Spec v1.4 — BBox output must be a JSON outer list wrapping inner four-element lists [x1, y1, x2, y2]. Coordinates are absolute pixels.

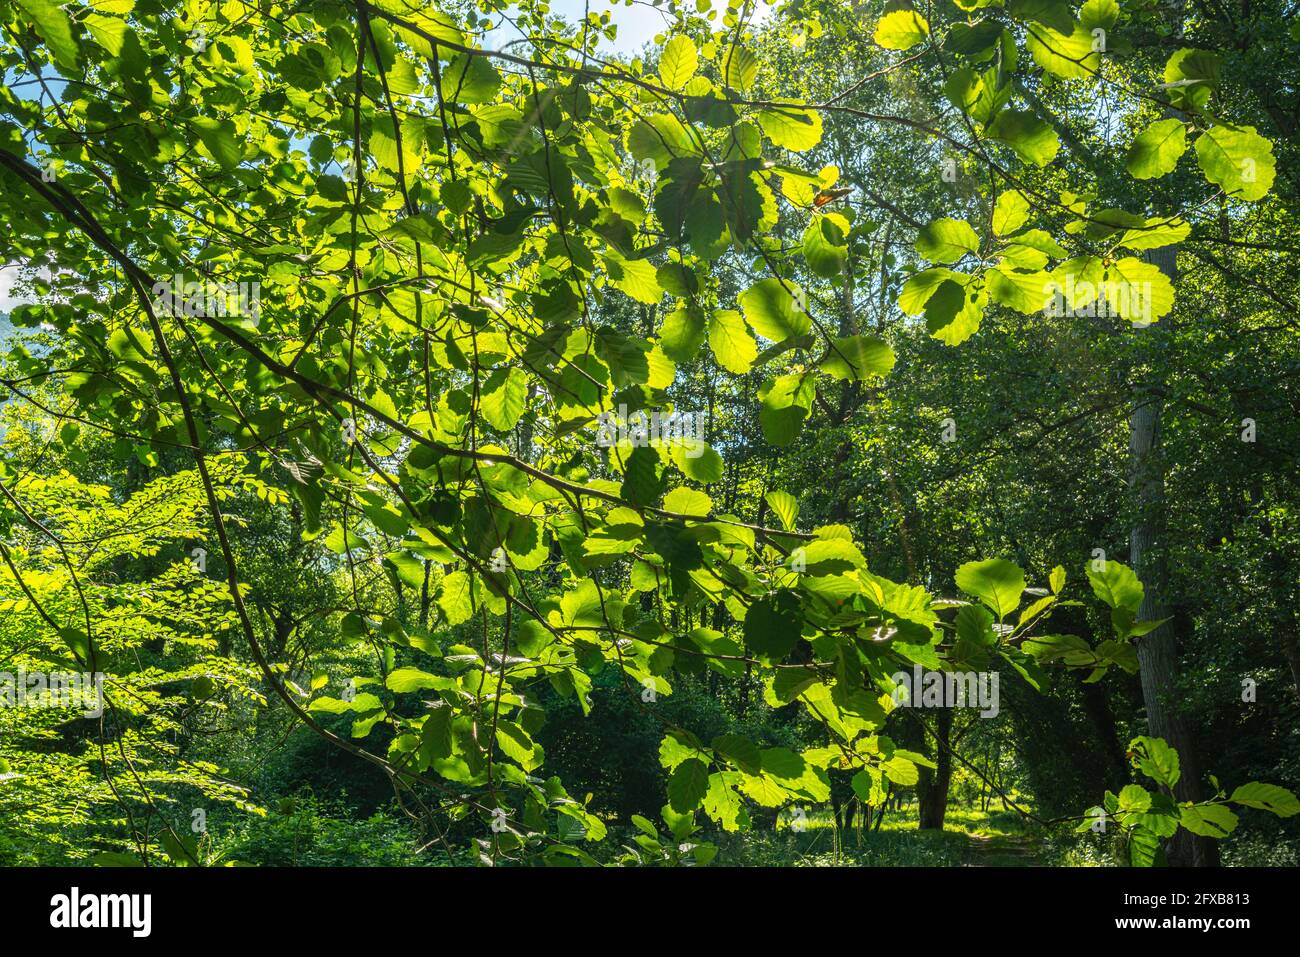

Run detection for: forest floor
[[960, 833, 1042, 866], [946, 804, 1045, 866], [716, 801, 1058, 866]]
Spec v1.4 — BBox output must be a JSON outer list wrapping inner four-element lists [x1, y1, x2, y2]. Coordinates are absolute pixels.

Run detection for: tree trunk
[[1128, 245, 1218, 867], [917, 709, 953, 830], [1285, 633, 1300, 700], [1076, 673, 1129, 789], [419, 560, 432, 631]]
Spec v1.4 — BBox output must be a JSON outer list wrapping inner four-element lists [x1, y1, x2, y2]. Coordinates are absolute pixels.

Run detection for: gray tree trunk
[[1128, 245, 1218, 866]]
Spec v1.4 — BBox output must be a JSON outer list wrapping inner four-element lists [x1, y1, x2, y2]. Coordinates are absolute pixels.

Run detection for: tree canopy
[[1, 0, 1297, 868]]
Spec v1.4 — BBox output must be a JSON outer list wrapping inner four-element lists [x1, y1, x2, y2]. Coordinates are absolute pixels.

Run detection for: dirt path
[[961, 833, 1043, 867]]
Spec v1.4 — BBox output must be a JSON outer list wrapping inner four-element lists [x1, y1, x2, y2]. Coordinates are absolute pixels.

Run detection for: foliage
[[0, 0, 1296, 866]]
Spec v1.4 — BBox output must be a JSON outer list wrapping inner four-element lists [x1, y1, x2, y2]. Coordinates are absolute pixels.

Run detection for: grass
[[715, 822, 969, 867], [711, 799, 1058, 867], [704, 791, 1171, 867]]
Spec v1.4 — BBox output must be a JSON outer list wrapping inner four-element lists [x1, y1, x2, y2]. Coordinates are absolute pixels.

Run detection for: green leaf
[[1049, 565, 1066, 594], [661, 801, 695, 840], [915, 218, 979, 264], [1079, 0, 1120, 29], [307, 695, 355, 715], [757, 105, 824, 152], [1179, 803, 1239, 837], [663, 486, 712, 517], [1082, 207, 1147, 240], [1126, 119, 1188, 180], [1007, 0, 1075, 32], [192, 117, 243, 171], [1027, 23, 1101, 80], [496, 722, 543, 771], [385, 550, 425, 588], [882, 755, 919, 786], [851, 768, 887, 805], [668, 757, 710, 812], [58, 627, 92, 667], [703, 772, 746, 831], [1128, 825, 1160, 867], [16, 0, 78, 72], [1131, 736, 1181, 789], [1006, 229, 1067, 259], [999, 243, 1049, 272], [324, 525, 369, 554], [802, 213, 849, 277], [899, 268, 959, 314], [659, 730, 703, 770], [481, 366, 528, 431], [629, 115, 693, 167], [712, 734, 762, 775], [659, 304, 707, 363], [670, 441, 724, 484], [159, 830, 199, 866], [955, 604, 996, 654], [89, 0, 137, 13], [992, 190, 1031, 236], [820, 335, 895, 381], [988, 110, 1060, 167], [1136, 792, 1182, 838], [659, 35, 698, 90], [1118, 217, 1190, 251], [620, 445, 665, 507], [924, 279, 986, 345], [765, 490, 799, 531], [1118, 783, 1152, 814], [420, 705, 454, 762], [922, 279, 966, 332], [944, 67, 988, 118], [739, 278, 810, 342], [1021, 633, 1092, 664], [438, 570, 477, 625], [760, 746, 806, 781], [605, 254, 664, 304], [708, 309, 758, 374], [1194, 125, 1276, 202], [873, 10, 930, 50], [84, 12, 127, 55], [386, 668, 443, 692], [955, 558, 1026, 618], [758, 373, 814, 446], [988, 267, 1053, 314], [1164, 48, 1222, 92], [371, 117, 421, 175], [1085, 559, 1143, 612], [107, 326, 153, 360], [721, 45, 758, 91], [743, 589, 802, 663], [1102, 257, 1175, 323], [440, 54, 501, 104], [1229, 782, 1300, 817], [944, 20, 1004, 60]]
